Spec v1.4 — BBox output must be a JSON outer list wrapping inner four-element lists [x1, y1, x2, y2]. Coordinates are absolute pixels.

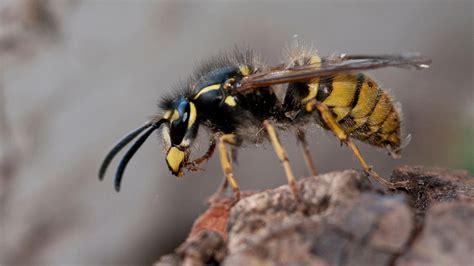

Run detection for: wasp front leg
[[217, 133, 242, 202], [185, 136, 216, 172], [263, 120, 300, 200], [306, 100, 409, 189]]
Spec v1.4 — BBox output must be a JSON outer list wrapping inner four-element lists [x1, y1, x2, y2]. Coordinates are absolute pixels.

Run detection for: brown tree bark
[[156, 166, 474, 266]]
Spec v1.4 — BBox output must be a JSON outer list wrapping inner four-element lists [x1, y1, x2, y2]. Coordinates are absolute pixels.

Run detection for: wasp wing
[[238, 54, 431, 92]]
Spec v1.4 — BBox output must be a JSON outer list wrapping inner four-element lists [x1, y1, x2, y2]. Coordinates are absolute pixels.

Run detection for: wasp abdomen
[[293, 73, 402, 154]]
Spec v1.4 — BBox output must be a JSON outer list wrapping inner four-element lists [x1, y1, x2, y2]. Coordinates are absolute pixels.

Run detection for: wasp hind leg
[[296, 129, 317, 176], [306, 100, 409, 189], [263, 120, 300, 200], [217, 133, 242, 202]]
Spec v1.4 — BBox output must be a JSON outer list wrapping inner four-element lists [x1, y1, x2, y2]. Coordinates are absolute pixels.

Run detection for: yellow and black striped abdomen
[[315, 73, 402, 154]]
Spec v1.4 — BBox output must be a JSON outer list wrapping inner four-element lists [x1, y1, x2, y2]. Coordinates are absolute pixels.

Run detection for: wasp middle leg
[[296, 129, 317, 176], [263, 120, 300, 200], [306, 100, 409, 189]]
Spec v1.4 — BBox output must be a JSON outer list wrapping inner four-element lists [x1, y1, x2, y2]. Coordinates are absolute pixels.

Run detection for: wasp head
[[162, 98, 199, 176]]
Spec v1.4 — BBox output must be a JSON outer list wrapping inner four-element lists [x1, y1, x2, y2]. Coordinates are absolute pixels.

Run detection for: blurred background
[[0, 0, 472, 264]]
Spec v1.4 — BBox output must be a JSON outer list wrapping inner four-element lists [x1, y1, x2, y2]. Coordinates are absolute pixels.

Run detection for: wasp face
[[163, 98, 199, 176]]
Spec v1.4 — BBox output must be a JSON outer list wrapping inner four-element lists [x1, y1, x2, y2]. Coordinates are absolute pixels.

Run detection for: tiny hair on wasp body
[[99, 46, 431, 201]]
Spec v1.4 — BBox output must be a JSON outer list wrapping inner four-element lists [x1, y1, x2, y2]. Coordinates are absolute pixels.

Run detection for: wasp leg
[[186, 136, 216, 171], [296, 129, 317, 176], [263, 120, 300, 200], [207, 176, 229, 204], [306, 100, 409, 189], [218, 134, 241, 202]]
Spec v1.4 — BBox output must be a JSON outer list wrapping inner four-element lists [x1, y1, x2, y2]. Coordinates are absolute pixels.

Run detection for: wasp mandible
[[99, 47, 431, 201]]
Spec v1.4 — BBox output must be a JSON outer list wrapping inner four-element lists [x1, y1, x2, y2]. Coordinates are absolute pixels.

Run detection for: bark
[[155, 166, 474, 266]]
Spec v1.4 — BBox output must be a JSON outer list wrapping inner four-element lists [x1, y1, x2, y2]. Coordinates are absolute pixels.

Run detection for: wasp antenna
[[98, 122, 153, 180], [114, 119, 167, 192]]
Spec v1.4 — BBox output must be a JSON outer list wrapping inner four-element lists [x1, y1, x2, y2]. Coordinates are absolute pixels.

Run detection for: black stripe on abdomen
[[350, 73, 365, 108]]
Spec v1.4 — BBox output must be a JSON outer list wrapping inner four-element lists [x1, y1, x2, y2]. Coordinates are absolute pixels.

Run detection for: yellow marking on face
[[169, 110, 179, 121], [302, 78, 320, 102], [188, 102, 197, 128], [162, 124, 171, 148], [163, 110, 173, 120], [239, 65, 251, 76], [224, 96, 237, 107], [193, 84, 220, 100], [166, 147, 185, 174]]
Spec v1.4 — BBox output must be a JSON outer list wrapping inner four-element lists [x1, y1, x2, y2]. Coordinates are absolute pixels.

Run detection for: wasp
[[98, 47, 430, 201]]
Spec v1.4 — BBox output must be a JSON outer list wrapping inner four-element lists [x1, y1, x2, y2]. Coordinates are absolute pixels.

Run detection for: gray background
[[1, 0, 472, 264]]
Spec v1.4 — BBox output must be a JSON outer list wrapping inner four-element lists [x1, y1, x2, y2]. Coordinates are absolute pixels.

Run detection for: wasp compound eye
[[170, 99, 190, 145]]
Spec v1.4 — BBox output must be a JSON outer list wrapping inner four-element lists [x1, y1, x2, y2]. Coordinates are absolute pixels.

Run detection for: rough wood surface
[[155, 165, 474, 266]]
